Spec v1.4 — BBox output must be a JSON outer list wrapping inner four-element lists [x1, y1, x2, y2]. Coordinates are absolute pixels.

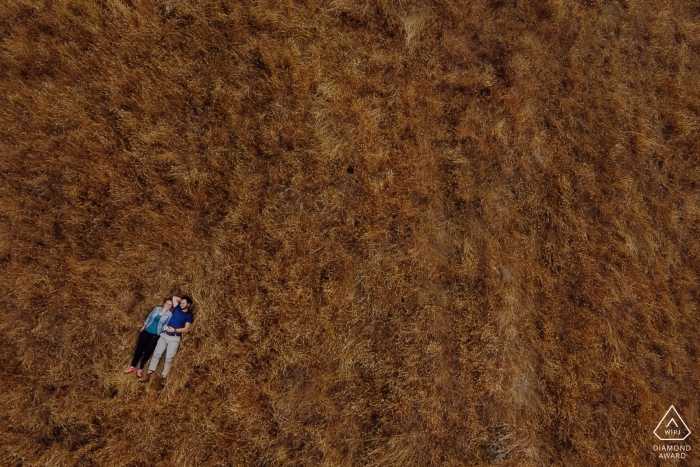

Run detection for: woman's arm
[[143, 307, 159, 330], [158, 314, 171, 333]]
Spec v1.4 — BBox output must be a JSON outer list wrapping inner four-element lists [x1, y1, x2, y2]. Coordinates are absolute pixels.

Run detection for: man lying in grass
[[143, 295, 194, 385], [124, 298, 174, 378]]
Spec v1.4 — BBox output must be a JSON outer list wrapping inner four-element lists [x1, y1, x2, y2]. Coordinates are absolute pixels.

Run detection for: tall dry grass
[[1, 0, 699, 465]]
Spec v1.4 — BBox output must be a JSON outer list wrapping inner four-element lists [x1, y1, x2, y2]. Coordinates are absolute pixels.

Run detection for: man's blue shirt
[[166, 305, 193, 336]]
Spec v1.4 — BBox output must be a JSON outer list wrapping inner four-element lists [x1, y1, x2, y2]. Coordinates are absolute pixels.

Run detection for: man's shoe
[[124, 366, 136, 374]]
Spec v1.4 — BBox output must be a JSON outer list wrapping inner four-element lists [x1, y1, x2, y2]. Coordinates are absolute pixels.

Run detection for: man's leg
[[161, 336, 181, 377], [148, 335, 168, 373]]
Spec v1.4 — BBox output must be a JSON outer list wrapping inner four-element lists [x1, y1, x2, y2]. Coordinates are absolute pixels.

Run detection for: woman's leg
[[139, 333, 161, 370], [130, 331, 151, 368]]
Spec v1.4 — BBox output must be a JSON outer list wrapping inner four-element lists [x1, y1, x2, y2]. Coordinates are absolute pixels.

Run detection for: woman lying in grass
[[124, 298, 174, 378]]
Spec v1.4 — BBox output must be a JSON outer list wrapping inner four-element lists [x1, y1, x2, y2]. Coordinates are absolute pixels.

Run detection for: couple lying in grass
[[124, 295, 194, 385]]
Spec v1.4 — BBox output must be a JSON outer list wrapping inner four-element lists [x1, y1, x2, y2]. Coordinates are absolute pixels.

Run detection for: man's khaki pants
[[148, 333, 181, 377]]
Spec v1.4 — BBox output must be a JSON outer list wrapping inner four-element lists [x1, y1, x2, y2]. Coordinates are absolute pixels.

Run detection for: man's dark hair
[[181, 296, 194, 307]]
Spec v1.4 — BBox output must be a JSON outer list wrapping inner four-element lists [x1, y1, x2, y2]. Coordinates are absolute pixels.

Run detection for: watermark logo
[[654, 406, 691, 441]]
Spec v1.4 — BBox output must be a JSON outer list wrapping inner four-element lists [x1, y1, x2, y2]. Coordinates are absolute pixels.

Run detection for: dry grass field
[[1, 0, 700, 465]]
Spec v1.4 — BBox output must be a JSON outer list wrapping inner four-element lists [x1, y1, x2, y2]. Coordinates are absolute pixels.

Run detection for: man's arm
[[172, 296, 181, 308], [171, 322, 191, 334]]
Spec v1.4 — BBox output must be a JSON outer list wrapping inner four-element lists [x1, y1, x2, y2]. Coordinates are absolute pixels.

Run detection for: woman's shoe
[[136, 369, 143, 378], [124, 366, 136, 374]]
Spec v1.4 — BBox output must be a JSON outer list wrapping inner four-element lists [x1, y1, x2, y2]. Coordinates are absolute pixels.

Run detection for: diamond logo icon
[[654, 406, 691, 441]]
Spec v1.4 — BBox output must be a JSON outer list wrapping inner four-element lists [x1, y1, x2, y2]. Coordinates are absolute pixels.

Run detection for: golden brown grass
[[1, 0, 700, 465]]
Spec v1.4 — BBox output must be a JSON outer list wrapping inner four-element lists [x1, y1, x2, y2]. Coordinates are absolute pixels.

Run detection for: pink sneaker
[[124, 366, 136, 374], [136, 369, 143, 378]]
